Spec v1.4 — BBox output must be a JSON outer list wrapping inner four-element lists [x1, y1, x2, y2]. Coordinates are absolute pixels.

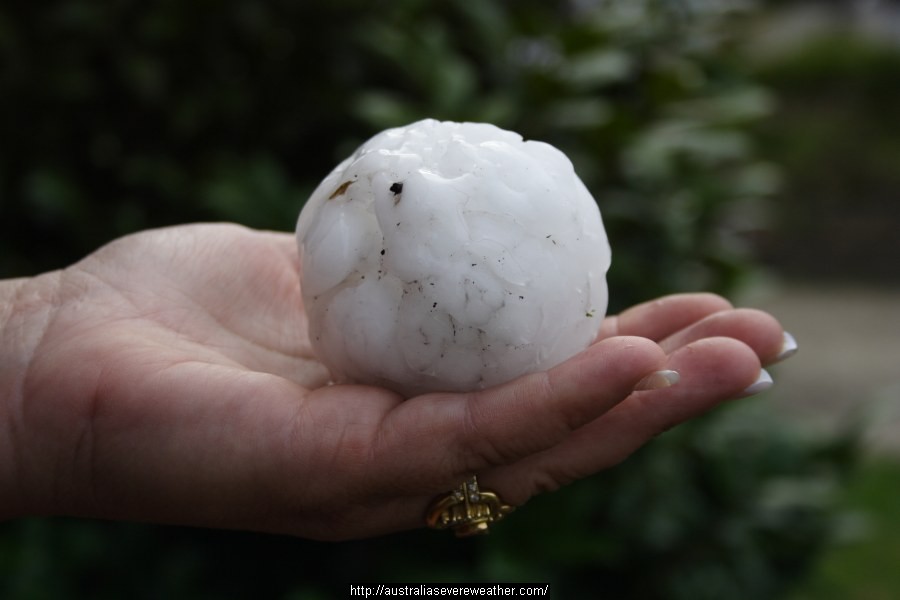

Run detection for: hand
[[1, 223, 792, 540]]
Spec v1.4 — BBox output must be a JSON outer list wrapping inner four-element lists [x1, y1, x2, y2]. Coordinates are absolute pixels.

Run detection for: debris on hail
[[296, 119, 610, 398]]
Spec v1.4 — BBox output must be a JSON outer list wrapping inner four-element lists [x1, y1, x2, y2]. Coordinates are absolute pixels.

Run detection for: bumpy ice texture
[[296, 119, 610, 397]]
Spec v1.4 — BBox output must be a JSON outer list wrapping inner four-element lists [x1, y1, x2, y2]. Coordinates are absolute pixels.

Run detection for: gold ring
[[425, 476, 515, 537]]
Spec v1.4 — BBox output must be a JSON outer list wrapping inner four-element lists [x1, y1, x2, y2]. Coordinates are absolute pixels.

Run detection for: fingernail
[[773, 331, 798, 364], [736, 369, 773, 398], [634, 370, 680, 391]]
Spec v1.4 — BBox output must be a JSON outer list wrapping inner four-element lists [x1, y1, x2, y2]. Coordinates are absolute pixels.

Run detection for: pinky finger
[[482, 336, 762, 503]]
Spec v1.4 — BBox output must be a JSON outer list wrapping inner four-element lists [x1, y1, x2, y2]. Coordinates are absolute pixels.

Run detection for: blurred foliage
[[0, 0, 777, 310], [791, 458, 900, 600], [752, 29, 900, 282], [0, 406, 858, 600], [1, 0, 858, 598]]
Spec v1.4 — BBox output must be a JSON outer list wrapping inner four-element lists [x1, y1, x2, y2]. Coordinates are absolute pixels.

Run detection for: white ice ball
[[296, 119, 611, 397]]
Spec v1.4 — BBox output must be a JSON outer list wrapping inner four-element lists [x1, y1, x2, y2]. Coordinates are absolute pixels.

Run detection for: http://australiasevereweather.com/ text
[[349, 583, 551, 598]]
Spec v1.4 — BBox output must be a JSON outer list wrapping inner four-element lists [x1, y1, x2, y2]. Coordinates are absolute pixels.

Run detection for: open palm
[[9, 223, 787, 540]]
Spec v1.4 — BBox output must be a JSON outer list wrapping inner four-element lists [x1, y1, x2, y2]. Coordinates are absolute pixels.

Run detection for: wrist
[[0, 273, 60, 519]]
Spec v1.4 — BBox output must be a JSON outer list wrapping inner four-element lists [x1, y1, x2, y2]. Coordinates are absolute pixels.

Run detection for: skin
[[0, 223, 788, 541]]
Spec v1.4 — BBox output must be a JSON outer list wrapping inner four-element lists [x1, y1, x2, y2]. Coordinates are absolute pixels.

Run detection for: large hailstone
[[296, 119, 610, 398]]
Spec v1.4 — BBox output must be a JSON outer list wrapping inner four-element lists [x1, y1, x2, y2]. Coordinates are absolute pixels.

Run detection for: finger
[[484, 336, 761, 505], [598, 293, 733, 342], [310, 336, 667, 537], [658, 307, 786, 363], [381, 336, 668, 491]]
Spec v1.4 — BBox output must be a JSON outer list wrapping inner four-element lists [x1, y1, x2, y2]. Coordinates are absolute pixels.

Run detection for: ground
[[742, 280, 900, 455]]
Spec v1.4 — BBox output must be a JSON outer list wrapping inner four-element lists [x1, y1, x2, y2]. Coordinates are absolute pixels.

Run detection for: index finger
[[598, 293, 733, 342]]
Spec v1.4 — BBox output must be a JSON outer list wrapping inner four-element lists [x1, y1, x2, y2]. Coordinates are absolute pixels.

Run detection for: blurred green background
[[2, 0, 898, 598]]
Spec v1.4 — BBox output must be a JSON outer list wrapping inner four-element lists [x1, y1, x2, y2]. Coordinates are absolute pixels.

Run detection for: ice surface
[[296, 119, 610, 397]]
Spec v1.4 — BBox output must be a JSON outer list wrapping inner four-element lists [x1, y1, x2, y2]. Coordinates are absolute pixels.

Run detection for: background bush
[[1, 0, 776, 308], [753, 30, 900, 282], [1, 1, 856, 598]]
